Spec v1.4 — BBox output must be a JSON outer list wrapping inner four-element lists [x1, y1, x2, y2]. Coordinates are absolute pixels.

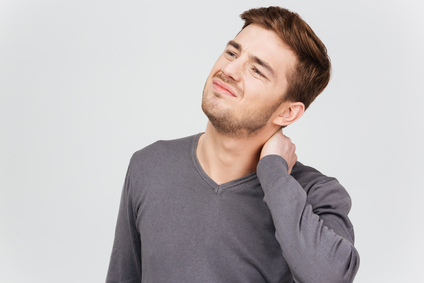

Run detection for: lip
[[212, 78, 237, 97]]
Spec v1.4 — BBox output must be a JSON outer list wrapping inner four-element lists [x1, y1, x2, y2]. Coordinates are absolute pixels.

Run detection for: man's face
[[202, 24, 297, 139]]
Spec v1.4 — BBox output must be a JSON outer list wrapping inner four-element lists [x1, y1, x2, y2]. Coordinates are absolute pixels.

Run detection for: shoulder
[[128, 133, 200, 170], [292, 161, 355, 242], [291, 162, 338, 191], [292, 161, 352, 213]]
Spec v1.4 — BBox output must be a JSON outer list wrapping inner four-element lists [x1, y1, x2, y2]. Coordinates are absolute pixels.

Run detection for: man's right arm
[[106, 164, 142, 283]]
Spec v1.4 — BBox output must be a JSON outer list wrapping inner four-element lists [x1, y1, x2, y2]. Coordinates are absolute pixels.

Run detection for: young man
[[106, 7, 360, 283]]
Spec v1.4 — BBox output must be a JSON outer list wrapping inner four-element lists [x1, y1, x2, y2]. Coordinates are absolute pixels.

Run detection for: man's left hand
[[260, 130, 297, 174]]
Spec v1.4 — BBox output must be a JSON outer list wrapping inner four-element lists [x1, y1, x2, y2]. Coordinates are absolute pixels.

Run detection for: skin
[[198, 24, 305, 185]]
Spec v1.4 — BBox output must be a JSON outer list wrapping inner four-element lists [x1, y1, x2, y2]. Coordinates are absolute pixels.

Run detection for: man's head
[[202, 7, 330, 139]]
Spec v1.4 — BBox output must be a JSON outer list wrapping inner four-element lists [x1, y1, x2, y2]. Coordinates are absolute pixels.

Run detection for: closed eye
[[225, 50, 237, 58], [252, 67, 266, 78]]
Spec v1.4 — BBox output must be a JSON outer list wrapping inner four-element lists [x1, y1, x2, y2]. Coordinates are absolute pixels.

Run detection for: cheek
[[242, 80, 281, 107], [242, 78, 267, 100]]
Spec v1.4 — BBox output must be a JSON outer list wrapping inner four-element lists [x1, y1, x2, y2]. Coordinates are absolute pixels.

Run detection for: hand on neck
[[196, 122, 277, 185]]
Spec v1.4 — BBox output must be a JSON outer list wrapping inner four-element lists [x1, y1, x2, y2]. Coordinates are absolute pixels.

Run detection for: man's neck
[[196, 122, 272, 185]]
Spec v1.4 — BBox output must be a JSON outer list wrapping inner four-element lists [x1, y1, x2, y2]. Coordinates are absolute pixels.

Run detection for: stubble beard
[[201, 76, 279, 139]]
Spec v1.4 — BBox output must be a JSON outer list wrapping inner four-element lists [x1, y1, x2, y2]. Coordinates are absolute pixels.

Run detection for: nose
[[221, 57, 243, 82]]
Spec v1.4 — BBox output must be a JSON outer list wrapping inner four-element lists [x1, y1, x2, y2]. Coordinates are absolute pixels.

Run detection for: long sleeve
[[257, 155, 360, 283], [106, 165, 142, 283]]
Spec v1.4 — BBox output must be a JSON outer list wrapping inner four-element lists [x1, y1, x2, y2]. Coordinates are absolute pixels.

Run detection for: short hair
[[240, 7, 331, 110]]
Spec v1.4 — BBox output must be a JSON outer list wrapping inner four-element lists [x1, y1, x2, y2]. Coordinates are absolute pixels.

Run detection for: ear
[[272, 102, 305, 127]]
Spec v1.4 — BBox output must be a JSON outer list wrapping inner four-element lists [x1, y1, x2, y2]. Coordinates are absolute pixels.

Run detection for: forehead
[[232, 24, 297, 79]]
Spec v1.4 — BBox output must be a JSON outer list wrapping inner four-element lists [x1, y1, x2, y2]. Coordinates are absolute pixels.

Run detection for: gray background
[[1, 0, 423, 282]]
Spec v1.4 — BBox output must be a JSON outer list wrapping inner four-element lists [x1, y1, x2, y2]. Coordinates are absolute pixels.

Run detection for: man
[[106, 6, 359, 283]]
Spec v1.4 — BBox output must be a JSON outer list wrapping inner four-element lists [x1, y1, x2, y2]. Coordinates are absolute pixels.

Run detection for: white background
[[1, 0, 423, 282]]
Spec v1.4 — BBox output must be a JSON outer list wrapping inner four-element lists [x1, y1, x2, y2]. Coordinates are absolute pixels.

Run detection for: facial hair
[[201, 72, 280, 139]]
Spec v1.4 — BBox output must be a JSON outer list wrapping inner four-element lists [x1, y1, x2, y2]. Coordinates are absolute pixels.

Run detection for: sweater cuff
[[257, 155, 290, 189]]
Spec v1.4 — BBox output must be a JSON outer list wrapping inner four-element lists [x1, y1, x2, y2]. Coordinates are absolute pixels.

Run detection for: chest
[[132, 166, 291, 282]]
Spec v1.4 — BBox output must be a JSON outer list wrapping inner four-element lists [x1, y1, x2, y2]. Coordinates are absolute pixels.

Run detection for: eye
[[252, 67, 266, 78], [225, 50, 237, 58]]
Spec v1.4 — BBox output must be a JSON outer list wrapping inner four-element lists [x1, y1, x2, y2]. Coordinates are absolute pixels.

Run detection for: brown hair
[[240, 7, 331, 110]]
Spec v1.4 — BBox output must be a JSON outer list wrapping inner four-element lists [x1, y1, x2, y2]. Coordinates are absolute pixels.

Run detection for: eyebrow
[[227, 40, 275, 78], [227, 40, 241, 51]]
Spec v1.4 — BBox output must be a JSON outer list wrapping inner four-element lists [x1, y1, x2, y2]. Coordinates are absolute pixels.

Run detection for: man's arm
[[258, 131, 359, 282], [106, 164, 142, 283]]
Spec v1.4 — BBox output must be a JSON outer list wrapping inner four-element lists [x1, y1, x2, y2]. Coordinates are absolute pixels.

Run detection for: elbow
[[302, 245, 360, 283], [329, 246, 360, 283], [344, 247, 360, 283]]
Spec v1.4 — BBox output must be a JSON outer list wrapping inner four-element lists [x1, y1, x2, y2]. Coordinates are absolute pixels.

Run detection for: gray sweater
[[106, 134, 359, 283]]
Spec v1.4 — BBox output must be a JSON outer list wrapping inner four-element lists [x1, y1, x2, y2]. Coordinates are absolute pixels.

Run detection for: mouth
[[212, 78, 237, 97]]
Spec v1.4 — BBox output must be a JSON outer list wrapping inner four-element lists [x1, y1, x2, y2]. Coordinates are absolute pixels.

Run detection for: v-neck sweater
[[106, 134, 359, 283]]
